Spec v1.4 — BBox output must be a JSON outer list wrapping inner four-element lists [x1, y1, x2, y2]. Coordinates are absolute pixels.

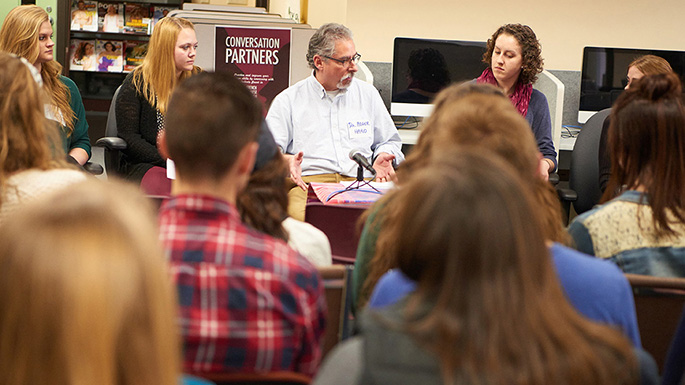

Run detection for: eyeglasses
[[322, 52, 361, 67]]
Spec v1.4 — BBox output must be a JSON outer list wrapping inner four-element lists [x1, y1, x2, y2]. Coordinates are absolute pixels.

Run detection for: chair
[[318, 264, 353, 358], [566, 108, 612, 215], [662, 305, 685, 385], [95, 85, 127, 177], [625, 273, 685, 372], [83, 161, 104, 175], [188, 371, 311, 385]]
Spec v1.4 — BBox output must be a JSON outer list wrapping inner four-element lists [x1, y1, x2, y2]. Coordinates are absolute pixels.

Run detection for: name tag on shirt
[[348, 121, 372, 139]]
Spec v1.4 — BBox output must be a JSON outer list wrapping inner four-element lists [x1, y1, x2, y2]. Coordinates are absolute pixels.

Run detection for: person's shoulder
[[116, 71, 136, 90], [243, 222, 319, 273], [349, 77, 379, 96], [311, 336, 363, 385], [285, 76, 312, 93], [531, 87, 546, 99], [270, 76, 311, 106], [283, 217, 332, 266], [377, 269, 414, 288], [59, 75, 76, 87], [574, 192, 638, 227], [551, 243, 626, 282], [59, 75, 80, 93], [10, 168, 86, 185], [568, 199, 607, 227], [529, 88, 549, 107]]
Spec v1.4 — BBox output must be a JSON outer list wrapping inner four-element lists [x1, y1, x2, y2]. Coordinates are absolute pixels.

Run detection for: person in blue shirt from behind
[[369, 243, 641, 346]]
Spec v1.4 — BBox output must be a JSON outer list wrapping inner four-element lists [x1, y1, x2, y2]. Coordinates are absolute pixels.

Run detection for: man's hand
[[285, 152, 307, 190], [373, 152, 396, 183]]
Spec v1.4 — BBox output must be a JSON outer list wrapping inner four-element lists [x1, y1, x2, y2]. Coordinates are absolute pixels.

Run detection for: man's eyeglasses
[[323, 53, 361, 67]]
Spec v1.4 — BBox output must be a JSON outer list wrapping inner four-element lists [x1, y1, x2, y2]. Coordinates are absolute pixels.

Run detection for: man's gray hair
[[306, 23, 353, 70]]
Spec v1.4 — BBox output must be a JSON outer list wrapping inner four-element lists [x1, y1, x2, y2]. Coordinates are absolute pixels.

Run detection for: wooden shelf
[[71, 31, 150, 40]]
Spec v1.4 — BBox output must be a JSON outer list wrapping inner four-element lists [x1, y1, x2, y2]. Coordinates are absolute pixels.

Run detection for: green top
[[352, 201, 385, 313], [59, 75, 92, 158]]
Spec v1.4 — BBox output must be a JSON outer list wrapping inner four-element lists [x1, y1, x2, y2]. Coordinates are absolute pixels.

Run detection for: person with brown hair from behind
[[157, 71, 326, 377], [314, 150, 657, 385]]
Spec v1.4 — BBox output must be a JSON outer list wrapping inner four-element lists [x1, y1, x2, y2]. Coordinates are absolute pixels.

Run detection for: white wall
[[307, 0, 685, 71]]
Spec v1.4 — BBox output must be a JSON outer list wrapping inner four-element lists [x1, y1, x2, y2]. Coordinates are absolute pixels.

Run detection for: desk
[[560, 136, 576, 151], [397, 128, 420, 145], [304, 201, 368, 262]]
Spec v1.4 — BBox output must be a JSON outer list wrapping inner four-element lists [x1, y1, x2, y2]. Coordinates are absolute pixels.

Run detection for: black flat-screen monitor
[[579, 46, 685, 123], [391, 37, 487, 117]]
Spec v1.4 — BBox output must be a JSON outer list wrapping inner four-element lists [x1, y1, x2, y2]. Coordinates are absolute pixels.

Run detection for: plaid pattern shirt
[[159, 194, 326, 376]]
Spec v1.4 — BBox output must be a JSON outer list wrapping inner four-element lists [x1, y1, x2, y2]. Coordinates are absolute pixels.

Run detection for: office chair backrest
[[625, 273, 685, 373], [99, 85, 125, 177], [569, 108, 611, 214], [106, 85, 121, 137]]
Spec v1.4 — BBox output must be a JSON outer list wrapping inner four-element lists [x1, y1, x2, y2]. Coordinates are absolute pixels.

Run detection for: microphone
[[349, 150, 376, 175]]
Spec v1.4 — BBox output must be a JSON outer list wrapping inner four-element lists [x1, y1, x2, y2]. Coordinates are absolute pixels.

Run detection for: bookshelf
[[63, 0, 183, 142]]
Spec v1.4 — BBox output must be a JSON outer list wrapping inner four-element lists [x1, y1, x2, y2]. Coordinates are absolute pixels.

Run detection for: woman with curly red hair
[[477, 23, 557, 179]]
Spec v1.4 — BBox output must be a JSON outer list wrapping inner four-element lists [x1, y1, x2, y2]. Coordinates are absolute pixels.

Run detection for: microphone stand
[[325, 165, 381, 202]]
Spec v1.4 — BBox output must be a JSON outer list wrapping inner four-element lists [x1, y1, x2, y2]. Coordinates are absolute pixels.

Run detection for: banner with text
[[215, 26, 291, 109]]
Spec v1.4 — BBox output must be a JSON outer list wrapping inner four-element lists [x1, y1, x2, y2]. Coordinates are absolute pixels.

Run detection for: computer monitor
[[579, 46, 685, 123], [391, 37, 487, 117]]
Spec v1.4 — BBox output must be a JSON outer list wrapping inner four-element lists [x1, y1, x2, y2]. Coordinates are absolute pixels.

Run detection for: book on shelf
[[124, 40, 148, 72], [123, 3, 152, 34], [95, 39, 124, 73], [69, 38, 97, 71], [150, 5, 179, 33], [98, 2, 124, 33], [70, 0, 98, 32]]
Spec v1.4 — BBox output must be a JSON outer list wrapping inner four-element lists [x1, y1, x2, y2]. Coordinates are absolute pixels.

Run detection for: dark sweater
[[526, 89, 557, 171], [314, 302, 659, 385], [116, 72, 165, 183]]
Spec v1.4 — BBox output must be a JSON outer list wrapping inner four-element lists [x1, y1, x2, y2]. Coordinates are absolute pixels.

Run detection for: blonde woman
[[0, 52, 86, 221], [116, 16, 201, 183], [0, 179, 212, 385], [0, 5, 92, 165]]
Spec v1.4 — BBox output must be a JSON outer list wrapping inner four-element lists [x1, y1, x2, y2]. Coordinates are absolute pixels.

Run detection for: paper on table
[[340, 180, 395, 190]]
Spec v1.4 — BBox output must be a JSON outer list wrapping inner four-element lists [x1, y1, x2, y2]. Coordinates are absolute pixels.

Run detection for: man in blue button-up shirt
[[266, 23, 404, 220]]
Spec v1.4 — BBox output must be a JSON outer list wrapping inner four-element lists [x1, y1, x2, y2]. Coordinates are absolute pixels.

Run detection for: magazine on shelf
[[123, 3, 152, 34], [98, 2, 124, 33], [69, 38, 97, 71], [70, 0, 98, 31], [95, 39, 124, 73], [150, 5, 178, 33], [124, 40, 148, 72]]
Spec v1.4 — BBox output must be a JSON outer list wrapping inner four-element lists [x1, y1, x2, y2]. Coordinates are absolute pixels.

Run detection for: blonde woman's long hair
[[0, 5, 76, 134], [0, 179, 180, 385], [132, 16, 200, 114], [0, 52, 68, 207]]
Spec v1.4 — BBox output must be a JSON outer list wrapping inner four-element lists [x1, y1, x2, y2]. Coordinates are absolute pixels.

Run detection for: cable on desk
[[561, 125, 582, 139], [394, 116, 419, 129]]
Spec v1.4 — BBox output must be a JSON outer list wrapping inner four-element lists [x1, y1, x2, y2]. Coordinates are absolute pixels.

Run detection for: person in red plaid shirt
[[157, 71, 326, 377]]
